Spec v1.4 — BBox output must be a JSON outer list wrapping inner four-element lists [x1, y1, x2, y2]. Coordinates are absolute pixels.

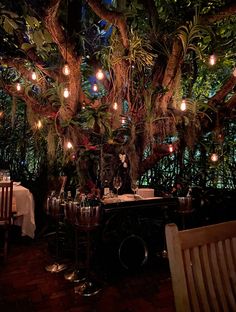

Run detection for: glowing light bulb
[[36, 120, 42, 129], [180, 99, 186, 111], [209, 54, 216, 66], [210, 153, 218, 162], [96, 69, 104, 80], [62, 63, 70, 76], [16, 83, 21, 91], [233, 68, 236, 77], [63, 87, 70, 98], [0, 111, 3, 118], [169, 144, 173, 153], [121, 117, 126, 124], [67, 141, 73, 149], [92, 84, 98, 92], [113, 102, 118, 110], [31, 71, 37, 80]]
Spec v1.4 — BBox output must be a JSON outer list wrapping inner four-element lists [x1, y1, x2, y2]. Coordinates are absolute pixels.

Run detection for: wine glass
[[131, 180, 139, 199], [113, 176, 122, 198]]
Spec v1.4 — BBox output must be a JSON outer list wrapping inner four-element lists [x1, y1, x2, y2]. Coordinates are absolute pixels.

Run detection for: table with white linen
[[12, 184, 36, 239]]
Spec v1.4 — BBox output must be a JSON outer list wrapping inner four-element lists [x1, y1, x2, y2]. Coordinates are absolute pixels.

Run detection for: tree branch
[[140, 0, 159, 31], [158, 38, 183, 111], [4, 84, 55, 117], [86, 0, 129, 49], [139, 142, 179, 175], [14, 30, 59, 81], [200, 3, 236, 24], [44, 0, 86, 116], [209, 73, 236, 106]]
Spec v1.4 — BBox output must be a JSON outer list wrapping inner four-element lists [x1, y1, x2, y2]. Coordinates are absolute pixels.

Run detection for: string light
[[31, 71, 37, 80], [96, 69, 104, 80], [62, 0, 70, 76], [67, 141, 73, 149], [209, 54, 216, 66], [63, 87, 70, 98], [92, 84, 98, 92], [121, 116, 126, 124], [0, 111, 3, 118], [113, 102, 118, 110], [169, 144, 173, 153], [16, 83, 21, 91], [210, 153, 218, 162], [62, 63, 70, 76], [36, 120, 42, 129], [180, 98, 186, 111]]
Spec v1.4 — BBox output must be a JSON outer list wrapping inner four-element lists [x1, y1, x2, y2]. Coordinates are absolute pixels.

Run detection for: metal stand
[[177, 197, 194, 230], [74, 228, 101, 296], [45, 199, 68, 273], [74, 202, 102, 296], [64, 224, 85, 282]]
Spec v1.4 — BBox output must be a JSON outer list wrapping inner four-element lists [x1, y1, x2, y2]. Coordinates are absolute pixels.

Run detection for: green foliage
[[177, 17, 211, 58], [79, 104, 112, 136]]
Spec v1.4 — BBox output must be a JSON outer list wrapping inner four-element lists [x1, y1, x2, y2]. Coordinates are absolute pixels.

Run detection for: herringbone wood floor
[[0, 228, 175, 312]]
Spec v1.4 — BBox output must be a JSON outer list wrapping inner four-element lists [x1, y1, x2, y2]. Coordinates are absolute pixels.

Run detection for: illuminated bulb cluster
[[210, 153, 218, 162], [180, 99, 186, 111], [62, 63, 70, 76]]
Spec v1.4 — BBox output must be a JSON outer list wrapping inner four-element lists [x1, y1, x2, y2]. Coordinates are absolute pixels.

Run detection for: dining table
[[12, 183, 36, 239]]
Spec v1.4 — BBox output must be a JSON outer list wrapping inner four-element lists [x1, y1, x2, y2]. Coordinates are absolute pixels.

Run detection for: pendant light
[[92, 83, 98, 92], [62, 0, 70, 76], [113, 102, 118, 110], [169, 144, 173, 153], [209, 54, 216, 66], [67, 141, 73, 149], [96, 69, 104, 80], [31, 71, 37, 80], [180, 98, 186, 111], [210, 152, 218, 162], [62, 63, 70, 76], [36, 120, 42, 129], [63, 87, 70, 98], [16, 82, 21, 91]]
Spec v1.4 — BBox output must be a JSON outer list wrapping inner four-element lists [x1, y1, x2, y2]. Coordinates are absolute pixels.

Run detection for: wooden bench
[[165, 221, 236, 312]]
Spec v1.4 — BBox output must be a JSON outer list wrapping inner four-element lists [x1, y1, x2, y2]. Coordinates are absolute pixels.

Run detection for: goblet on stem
[[113, 176, 122, 200], [131, 180, 139, 199]]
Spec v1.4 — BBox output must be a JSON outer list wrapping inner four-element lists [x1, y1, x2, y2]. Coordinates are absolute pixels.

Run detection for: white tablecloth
[[13, 185, 35, 238], [137, 188, 155, 198], [103, 193, 162, 204]]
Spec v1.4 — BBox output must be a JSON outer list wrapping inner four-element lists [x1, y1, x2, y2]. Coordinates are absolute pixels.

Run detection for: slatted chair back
[[165, 221, 236, 312], [0, 181, 13, 224]]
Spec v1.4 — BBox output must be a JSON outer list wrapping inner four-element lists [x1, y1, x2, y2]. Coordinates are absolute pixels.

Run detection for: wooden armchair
[[0, 181, 13, 262], [165, 221, 236, 312]]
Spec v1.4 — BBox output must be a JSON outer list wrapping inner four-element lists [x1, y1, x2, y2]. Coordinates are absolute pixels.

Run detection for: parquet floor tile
[[0, 234, 175, 312]]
